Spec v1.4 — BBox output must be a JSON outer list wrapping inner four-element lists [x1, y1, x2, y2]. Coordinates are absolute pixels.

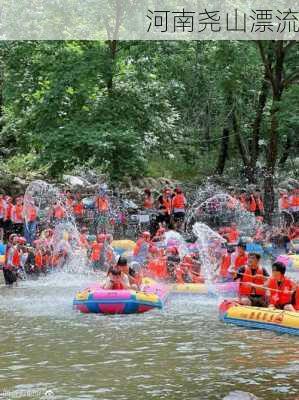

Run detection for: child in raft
[[267, 262, 298, 311]]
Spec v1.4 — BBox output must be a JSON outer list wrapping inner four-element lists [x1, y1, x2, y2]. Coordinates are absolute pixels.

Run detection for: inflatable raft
[[219, 300, 299, 336], [276, 254, 299, 270], [171, 282, 238, 296], [73, 284, 163, 314]]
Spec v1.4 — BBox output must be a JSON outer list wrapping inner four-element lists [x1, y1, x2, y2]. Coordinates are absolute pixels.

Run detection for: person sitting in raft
[[234, 252, 269, 307], [115, 256, 131, 289], [228, 241, 248, 275], [267, 262, 297, 311], [292, 285, 299, 311], [104, 269, 126, 290]]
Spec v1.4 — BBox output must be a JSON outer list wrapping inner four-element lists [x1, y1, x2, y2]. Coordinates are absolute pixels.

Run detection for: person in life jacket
[[3, 196, 13, 240], [128, 263, 143, 290], [172, 187, 187, 222], [238, 190, 248, 210], [176, 257, 193, 284], [218, 244, 234, 282], [157, 189, 172, 225], [228, 241, 248, 274], [24, 199, 38, 245], [246, 193, 257, 213], [133, 231, 152, 263], [115, 256, 131, 288], [152, 224, 166, 242], [11, 197, 24, 235], [234, 252, 269, 307], [253, 189, 264, 217], [73, 192, 84, 224], [292, 285, 299, 311], [181, 254, 204, 283], [0, 194, 6, 238], [103, 268, 126, 290], [2, 234, 18, 285], [290, 188, 299, 223], [267, 262, 296, 311], [146, 252, 168, 280], [52, 201, 66, 221], [224, 222, 240, 245], [90, 233, 106, 271], [143, 189, 154, 210], [95, 191, 110, 213], [254, 217, 265, 243]]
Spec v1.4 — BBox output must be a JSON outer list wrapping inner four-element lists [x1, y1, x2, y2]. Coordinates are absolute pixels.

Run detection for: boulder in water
[[62, 175, 91, 188], [223, 391, 259, 400]]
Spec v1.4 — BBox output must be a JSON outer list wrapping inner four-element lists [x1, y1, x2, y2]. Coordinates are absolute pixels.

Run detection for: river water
[[0, 273, 298, 400]]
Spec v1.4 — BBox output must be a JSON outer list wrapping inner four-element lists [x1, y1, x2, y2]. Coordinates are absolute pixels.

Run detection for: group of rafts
[[73, 240, 299, 336]]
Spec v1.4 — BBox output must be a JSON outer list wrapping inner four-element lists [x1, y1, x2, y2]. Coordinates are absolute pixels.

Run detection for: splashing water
[[186, 185, 257, 238], [192, 222, 226, 283]]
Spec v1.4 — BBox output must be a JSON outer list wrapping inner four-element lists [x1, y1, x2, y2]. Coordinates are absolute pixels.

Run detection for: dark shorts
[[249, 295, 268, 308], [3, 268, 17, 285], [173, 212, 185, 222]]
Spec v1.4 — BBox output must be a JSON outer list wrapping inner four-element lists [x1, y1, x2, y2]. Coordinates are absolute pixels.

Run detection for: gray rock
[[223, 391, 259, 400]]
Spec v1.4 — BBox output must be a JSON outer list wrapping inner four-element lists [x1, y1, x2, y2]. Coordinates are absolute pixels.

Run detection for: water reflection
[[0, 274, 298, 400]]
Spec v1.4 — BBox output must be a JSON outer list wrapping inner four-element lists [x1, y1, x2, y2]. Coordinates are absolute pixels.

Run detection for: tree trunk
[[107, 40, 117, 94], [250, 77, 269, 170], [279, 132, 292, 166], [215, 128, 230, 175]]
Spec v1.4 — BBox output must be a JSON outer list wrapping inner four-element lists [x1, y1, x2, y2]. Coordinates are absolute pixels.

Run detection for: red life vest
[[255, 197, 264, 212], [0, 199, 5, 218], [294, 287, 299, 311], [239, 266, 266, 297], [172, 194, 186, 210], [279, 197, 289, 210], [35, 250, 43, 269], [73, 202, 84, 216], [290, 195, 299, 207], [26, 205, 37, 222], [96, 197, 109, 212], [232, 252, 248, 271], [219, 253, 231, 278], [248, 196, 257, 212], [268, 277, 294, 306], [12, 204, 23, 223], [162, 197, 172, 214], [227, 228, 239, 244], [53, 205, 65, 219], [111, 281, 125, 290], [11, 248, 21, 267], [4, 203, 12, 221], [90, 242, 103, 262]]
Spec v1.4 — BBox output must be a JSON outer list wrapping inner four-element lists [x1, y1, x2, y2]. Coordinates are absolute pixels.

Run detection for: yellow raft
[[220, 300, 299, 336], [112, 240, 136, 256], [288, 254, 299, 269]]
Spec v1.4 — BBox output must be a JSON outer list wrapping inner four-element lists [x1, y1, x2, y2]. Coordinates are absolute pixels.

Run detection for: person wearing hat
[[267, 262, 296, 311], [234, 252, 269, 307]]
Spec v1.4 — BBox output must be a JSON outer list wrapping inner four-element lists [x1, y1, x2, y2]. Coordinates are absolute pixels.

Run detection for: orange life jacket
[[53, 205, 65, 219], [90, 242, 104, 262], [26, 205, 37, 222], [290, 195, 299, 207], [11, 248, 21, 267], [239, 266, 266, 297], [219, 253, 231, 278], [4, 203, 12, 221], [162, 197, 172, 214], [35, 250, 43, 269], [12, 204, 23, 223], [294, 287, 299, 311], [248, 196, 257, 212], [172, 194, 186, 210], [227, 228, 239, 244], [268, 277, 294, 306], [279, 197, 289, 210], [111, 281, 125, 290], [0, 199, 5, 218], [73, 202, 84, 216], [255, 197, 264, 212], [232, 252, 248, 270], [96, 197, 109, 212], [147, 258, 168, 279]]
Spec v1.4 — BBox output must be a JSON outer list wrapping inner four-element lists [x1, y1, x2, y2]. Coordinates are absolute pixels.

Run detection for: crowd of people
[[1, 182, 299, 314]]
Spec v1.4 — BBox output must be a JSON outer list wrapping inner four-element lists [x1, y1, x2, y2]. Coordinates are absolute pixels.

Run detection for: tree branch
[[256, 41, 276, 90]]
